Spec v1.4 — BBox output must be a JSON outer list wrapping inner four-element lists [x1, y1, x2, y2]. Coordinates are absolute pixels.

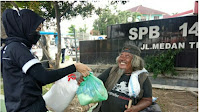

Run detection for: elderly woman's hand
[[78, 75, 84, 85], [74, 63, 91, 77], [124, 105, 139, 112]]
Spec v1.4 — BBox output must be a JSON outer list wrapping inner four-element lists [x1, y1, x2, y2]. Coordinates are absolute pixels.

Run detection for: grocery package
[[43, 74, 78, 112], [77, 72, 108, 105], [128, 68, 148, 98]]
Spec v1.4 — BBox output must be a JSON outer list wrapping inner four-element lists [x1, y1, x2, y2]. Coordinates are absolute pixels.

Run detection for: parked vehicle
[[65, 47, 73, 55], [70, 39, 79, 52]]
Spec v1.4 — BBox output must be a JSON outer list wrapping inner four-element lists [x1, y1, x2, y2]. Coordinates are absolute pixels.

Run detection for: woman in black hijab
[[1, 9, 91, 112]]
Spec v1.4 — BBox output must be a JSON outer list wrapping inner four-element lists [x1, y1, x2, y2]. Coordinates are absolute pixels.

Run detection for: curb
[[152, 84, 198, 92]]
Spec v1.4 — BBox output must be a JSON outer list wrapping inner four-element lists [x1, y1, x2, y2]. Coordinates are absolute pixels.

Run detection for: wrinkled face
[[118, 52, 133, 73]]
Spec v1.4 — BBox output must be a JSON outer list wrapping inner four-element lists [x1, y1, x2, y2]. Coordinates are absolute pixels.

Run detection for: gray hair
[[116, 54, 144, 71], [105, 53, 144, 91]]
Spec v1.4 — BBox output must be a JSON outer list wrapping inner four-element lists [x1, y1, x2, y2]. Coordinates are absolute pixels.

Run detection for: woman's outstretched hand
[[74, 63, 91, 77]]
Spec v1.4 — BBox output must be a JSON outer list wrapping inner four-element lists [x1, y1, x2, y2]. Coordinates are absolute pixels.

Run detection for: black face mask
[[28, 31, 41, 45]]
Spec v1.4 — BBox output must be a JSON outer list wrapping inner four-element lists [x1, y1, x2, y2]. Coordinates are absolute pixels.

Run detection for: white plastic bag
[[128, 68, 148, 98], [43, 74, 78, 112]]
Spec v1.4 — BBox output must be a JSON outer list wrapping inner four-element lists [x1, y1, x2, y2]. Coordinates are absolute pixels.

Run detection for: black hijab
[[2, 9, 45, 49]]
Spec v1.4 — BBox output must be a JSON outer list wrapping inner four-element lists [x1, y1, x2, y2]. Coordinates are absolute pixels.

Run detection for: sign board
[[107, 16, 198, 50], [80, 16, 198, 68]]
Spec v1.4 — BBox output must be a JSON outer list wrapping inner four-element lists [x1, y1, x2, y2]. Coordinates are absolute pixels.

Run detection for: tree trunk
[[1, 22, 7, 39], [11, 2, 20, 11], [38, 40, 55, 68], [54, 2, 61, 69], [41, 35, 49, 61]]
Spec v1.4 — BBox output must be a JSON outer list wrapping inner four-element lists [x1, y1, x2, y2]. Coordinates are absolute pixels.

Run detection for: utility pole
[[74, 28, 78, 63]]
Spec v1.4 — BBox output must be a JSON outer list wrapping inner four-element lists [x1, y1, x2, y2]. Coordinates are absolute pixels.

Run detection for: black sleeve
[[8, 42, 39, 73], [143, 77, 152, 98], [98, 67, 112, 84], [27, 63, 76, 85]]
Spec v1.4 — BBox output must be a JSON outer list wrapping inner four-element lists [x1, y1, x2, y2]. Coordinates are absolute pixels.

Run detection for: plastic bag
[[76, 72, 108, 105], [43, 74, 78, 112], [152, 97, 158, 102], [128, 68, 148, 98]]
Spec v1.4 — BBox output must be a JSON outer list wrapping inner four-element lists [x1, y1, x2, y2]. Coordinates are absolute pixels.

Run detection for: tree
[[93, 6, 116, 35], [172, 12, 178, 15], [93, 6, 141, 35], [90, 29, 100, 36], [68, 24, 76, 33], [1, 2, 14, 11], [1, 1, 96, 68], [116, 10, 141, 23], [79, 24, 87, 33]]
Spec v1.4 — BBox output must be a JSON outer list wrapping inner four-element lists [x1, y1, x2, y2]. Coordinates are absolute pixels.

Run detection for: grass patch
[[1, 76, 53, 96], [65, 55, 70, 60], [0, 99, 6, 112], [1, 78, 4, 95], [60, 55, 70, 62], [42, 83, 53, 95]]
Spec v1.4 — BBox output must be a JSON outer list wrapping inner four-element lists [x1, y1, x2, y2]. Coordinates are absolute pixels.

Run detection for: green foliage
[[1, 76, 53, 95], [42, 83, 53, 95], [1, 1, 95, 27], [93, 6, 141, 35], [1, 1, 13, 12], [1, 77, 54, 95], [60, 55, 70, 62], [0, 77, 4, 95], [1, 1, 96, 68], [68, 24, 76, 33], [79, 24, 87, 33], [93, 6, 115, 35], [15, 1, 95, 20], [91, 30, 100, 36], [111, 1, 128, 5], [116, 11, 141, 24], [144, 49, 181, 78], [65, 55, 70, 60], [1, 1, 53, 20]]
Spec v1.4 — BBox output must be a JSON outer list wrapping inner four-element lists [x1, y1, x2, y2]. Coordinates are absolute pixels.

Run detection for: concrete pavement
[[59, 57, 76, 68]]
